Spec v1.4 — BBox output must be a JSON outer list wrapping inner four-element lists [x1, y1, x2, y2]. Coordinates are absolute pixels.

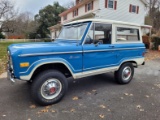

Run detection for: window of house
[[129, 4, 139, 14], [116, 27, 140, 42], [73, 9, 78, 17], [88, 2, 92, 11], [63, 15, 67, 21], [108, 0, 114, 8], [105, 0, 117, 10], [85, 23, 112, 44], [132, 5, 136, 13], [85, 1, 93, 12]]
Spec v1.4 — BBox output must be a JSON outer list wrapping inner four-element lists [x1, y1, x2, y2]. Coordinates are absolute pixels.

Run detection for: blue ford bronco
[[7, 19, 146, 105]]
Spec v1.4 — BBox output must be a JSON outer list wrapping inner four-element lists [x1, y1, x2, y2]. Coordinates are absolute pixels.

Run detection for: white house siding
[[96, 0, 146, 25], [56, 31, 60, 37], [51, 32, 55, 39], [61, 0, 100, 24]]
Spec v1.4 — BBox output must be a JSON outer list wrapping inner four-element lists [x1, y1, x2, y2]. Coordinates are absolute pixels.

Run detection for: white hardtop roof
[[64, 19, 152, 28]]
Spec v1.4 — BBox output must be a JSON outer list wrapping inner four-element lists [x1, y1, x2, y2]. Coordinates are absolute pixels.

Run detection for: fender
[[19, 58, 76, 80]]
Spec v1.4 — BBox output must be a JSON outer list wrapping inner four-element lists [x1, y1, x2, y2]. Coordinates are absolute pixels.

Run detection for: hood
[[8, 40, 80, 56]]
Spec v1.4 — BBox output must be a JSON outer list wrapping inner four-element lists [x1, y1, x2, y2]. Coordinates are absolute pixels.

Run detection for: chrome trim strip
[[19, 51, 82, 57], [74, 66, 118, 79], [83, 47, 145, 53], [19, 47, 145, 57]]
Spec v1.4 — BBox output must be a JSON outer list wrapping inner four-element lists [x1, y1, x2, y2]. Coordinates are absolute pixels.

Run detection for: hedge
[[151, 37, 160, 50]]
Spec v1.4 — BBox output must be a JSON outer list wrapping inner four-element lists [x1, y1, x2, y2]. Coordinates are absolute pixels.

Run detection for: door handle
[[109, 45, 115, 48]]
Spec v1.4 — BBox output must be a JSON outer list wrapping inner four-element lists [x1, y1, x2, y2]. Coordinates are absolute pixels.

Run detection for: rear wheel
[[114, 63, 134, 84], [31, 70, 68, 106]]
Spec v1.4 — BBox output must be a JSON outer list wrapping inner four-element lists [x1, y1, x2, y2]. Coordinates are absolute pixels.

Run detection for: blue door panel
[[82, 43, 145, 72], [83, 44, 117, 71]]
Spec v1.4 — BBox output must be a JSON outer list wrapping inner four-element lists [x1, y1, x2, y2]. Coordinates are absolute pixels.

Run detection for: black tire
[[114, 62, 134, 84], [27, 80, 32, 84], [31, 70, 68, 106]]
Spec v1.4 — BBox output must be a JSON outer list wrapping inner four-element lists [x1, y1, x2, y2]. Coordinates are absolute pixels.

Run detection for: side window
[[116, 27, 140, 42], [85, 23, 112, 44]]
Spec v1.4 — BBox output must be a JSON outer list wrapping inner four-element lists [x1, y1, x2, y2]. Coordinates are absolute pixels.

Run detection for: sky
[[12, 0, 74, 15]]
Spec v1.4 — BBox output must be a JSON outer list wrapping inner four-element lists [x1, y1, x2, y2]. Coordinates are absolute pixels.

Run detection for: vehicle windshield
[[57, 23, 88, 40]]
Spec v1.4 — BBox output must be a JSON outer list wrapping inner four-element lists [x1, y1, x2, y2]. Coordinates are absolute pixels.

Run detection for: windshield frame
[[56, 22, 90, 42]]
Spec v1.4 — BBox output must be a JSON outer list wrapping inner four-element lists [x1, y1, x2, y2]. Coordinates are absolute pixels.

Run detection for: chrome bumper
[[7, 63, 15, 84]]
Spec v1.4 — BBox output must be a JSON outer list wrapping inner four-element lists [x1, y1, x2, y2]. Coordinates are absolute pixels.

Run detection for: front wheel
[[31, 70, 68, 106], [114, 63, 134, 84]]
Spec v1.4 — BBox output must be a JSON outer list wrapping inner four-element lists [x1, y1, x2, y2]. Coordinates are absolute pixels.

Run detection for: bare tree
[[65, 1, 75, 9], [6, 12, 39, 38], [0, 0, 17, 32], [145, 0, 160, 34]]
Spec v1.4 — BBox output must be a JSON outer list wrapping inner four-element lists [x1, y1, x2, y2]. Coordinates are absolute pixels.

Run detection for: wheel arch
[[30, 62, 73, 81], [20, 60, 75, 81], [119, 60, 138, 69]]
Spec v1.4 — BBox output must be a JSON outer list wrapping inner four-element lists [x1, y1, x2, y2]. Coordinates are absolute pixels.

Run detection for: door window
[[85, 23, 112, 44]]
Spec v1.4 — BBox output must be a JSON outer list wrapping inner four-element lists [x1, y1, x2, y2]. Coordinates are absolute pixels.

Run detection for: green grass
[[0, 41, 26, 74]]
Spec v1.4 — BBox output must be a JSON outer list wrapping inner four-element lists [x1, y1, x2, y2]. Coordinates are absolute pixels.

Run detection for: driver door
[[82, 23, 117, 72]]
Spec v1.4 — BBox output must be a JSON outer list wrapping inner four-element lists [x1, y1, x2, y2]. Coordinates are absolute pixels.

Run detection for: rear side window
[[116, 27, 140, 42]]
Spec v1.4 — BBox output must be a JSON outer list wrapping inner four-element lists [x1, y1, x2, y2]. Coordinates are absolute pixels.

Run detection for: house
[[49, 0, 150, 39]]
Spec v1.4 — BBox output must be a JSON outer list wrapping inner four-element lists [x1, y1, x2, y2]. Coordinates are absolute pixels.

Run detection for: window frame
[[83, 22, 113, 45], [115, 25, 141, 43]]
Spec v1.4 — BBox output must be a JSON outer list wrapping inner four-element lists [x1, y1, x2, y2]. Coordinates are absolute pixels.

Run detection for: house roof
[[64, 18, 152, 27], [59, 0, 94, 17]]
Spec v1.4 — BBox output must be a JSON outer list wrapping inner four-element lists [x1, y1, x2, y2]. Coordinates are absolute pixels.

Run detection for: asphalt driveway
[[0, 59, 160, 120]]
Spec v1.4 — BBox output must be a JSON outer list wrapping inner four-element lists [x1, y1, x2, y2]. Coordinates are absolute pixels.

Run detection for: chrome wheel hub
[[122, 67, 132, 81], [41, 79, 62, 100]]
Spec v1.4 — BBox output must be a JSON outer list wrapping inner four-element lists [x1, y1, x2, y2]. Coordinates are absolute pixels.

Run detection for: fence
[[0, 39, 46, 42]]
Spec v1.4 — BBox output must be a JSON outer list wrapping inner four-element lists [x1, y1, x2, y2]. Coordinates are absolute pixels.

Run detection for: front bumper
[[7, 63, 15, 84]]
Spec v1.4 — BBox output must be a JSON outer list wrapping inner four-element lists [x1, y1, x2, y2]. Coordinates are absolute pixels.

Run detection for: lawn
[[0, 41, 26, 75]]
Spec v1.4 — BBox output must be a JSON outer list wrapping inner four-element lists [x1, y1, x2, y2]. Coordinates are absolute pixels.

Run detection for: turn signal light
[[20, 62, 30, 68]]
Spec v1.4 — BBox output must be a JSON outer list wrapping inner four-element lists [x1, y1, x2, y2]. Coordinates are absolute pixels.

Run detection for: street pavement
[[0, 59, 160, 120]]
